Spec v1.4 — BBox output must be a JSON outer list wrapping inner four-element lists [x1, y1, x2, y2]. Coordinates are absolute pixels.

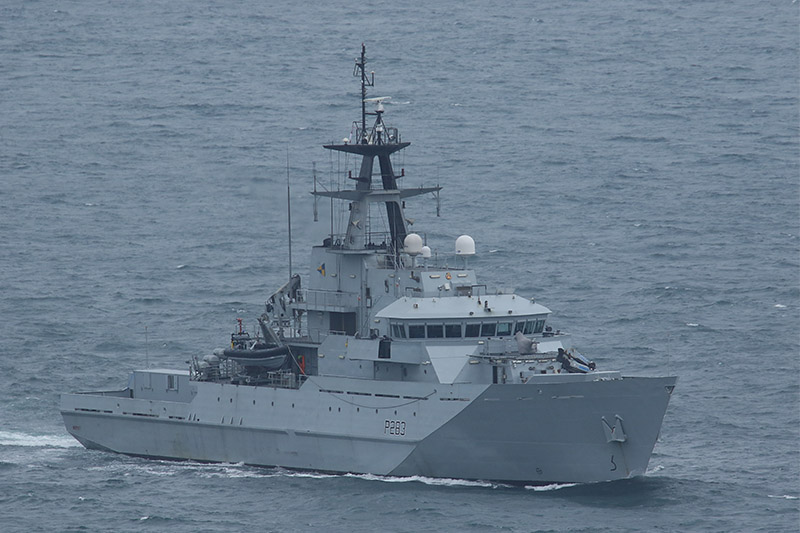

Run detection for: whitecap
[[686, 323, 699, 327], [176, 264, 186, 269], [768, 494, 798, 500], [0, 430, 81, 449], [774, 304, 786, 308], [524, 482, 579, 491], [345, 473, 499, 488]]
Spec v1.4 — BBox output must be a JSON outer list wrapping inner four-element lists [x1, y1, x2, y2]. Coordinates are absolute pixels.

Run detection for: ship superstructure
[[61, 46, 676, 484]]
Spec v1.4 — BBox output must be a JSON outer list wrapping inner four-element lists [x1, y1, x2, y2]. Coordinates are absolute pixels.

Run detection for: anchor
[[601, 415, 627, 443]]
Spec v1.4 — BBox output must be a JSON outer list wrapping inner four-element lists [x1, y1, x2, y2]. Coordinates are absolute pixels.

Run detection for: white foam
[[768, 494, 798, 500], [345, 473, 499, 488], [524, 482, 579, 491], [774, 304, 786, 308], [646, 464, 665, 474], [197, 464, 273, 479], [686, 323, 699, 327], [0, 430, 81, 449]]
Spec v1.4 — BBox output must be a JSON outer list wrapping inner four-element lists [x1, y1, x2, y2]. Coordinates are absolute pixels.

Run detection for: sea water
[[1, 1, 798, 531]]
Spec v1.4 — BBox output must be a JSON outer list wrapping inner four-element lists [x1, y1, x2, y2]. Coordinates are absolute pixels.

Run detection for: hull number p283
[[384, 420, 406, 436]]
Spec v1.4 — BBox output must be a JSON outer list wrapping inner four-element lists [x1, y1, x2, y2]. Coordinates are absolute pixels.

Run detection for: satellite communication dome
[[455, 235, 476, 256], [420, 245, 432, 258], [404, 233, 423, 255]]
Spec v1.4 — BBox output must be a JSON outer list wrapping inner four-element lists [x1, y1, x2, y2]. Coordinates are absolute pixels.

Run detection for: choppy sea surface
[[1, 1, 798, 531]]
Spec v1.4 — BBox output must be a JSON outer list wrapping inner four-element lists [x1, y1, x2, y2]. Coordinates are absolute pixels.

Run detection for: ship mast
[[322, 45, 434, 260], [354, 43, 373, 145]]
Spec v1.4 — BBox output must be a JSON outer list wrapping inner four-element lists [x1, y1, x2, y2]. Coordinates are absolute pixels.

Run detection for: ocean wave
[[83, 460, 513, 488], [524, 482, 580, 491], [87, 459, 260, 479], [0, 430, 81, 449], [344, 473, 500, 488]]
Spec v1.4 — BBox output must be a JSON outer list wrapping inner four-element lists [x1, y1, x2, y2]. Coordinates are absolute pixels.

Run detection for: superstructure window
[[524, 320, 534, 335], [480, 323, 496, 336], [444, 324, 462, 338], [514, 321, 525, 334], [167, 375, 177, 391], [496, 322, 512, 337], [534, 319, 545, 334], [391, 323, 406, 338], [426, 324, 444, 338], [465, 323, 481, 337], [408, 325, 425, 339]]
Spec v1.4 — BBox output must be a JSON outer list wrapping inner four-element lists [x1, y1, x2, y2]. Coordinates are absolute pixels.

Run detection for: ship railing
[[323, 232, 394, 251], [478, 337, 565, 357], [257, 370, 301, 389], [298, 289, 360, 311], [283, 327, 346, 344], [189, 355, 237, 382], [352, 122, 401, 146]]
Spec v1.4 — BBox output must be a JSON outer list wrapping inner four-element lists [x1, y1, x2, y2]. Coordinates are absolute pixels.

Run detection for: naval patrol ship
[[61, 46, 676, 484]]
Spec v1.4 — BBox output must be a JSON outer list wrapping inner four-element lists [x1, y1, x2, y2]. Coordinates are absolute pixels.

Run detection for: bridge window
[[465, 323, 481, 337], [480, 323, 496, 336], [391, 323, 406, 338], [426, 324, 444, 338], [534, 319, 545, 334], [496, 322, 512, 337], [445, 324, 462, 338], [408, 325, 425, 339]]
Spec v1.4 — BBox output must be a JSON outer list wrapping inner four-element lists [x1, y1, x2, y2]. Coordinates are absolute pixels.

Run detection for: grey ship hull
[[61, 370, 675, 484]]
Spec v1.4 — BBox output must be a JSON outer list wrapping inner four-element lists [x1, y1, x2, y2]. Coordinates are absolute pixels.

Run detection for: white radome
[[455, 234, 475, 256], [404, 233, 423, 255]]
